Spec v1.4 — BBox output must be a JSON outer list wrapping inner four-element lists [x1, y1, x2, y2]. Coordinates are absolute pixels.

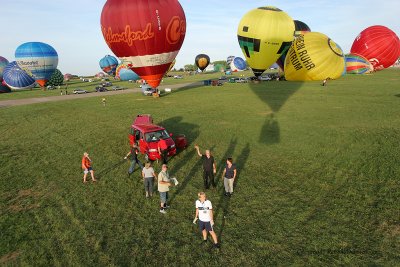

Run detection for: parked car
[[111, 86, 124, 90], [173, 75, 183, 79], [228, 77, 239, 83], [95, 86, 108, 92], [248, 76, 259, 81], [73, 89, 88, 94], [258, 75, 272, 81], [235, 78, 248, 83], [129, 114, 183, 161], [102, 82, 113, 87]]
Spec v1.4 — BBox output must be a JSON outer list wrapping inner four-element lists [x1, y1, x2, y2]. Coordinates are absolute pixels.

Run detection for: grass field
[[1, 69, 399, 266], [0, 71, 244, 101]]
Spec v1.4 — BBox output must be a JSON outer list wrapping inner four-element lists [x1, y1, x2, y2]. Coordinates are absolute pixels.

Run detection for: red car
[[129, 114, 186, 161]]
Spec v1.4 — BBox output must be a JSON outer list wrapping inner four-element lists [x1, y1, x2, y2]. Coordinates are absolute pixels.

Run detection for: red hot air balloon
[[101, 0, 186, 89], [351, 25, 400, 70]]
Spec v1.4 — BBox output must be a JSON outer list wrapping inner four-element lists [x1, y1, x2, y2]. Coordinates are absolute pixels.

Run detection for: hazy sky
[[1, 0, 399, 75]]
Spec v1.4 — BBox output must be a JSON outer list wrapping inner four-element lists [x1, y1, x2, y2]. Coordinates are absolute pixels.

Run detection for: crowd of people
[[80, 143, 237, 248]]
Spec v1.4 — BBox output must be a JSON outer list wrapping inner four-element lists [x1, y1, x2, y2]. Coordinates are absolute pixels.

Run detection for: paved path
[[0, 82, 202, 108]]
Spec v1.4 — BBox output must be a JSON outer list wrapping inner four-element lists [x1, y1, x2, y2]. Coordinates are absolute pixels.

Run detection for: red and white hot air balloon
[[101, 0, 186, 89], [351, 25, 400, 70]]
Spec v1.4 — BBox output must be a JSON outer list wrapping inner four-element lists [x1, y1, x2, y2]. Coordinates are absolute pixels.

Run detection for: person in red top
[[82, 152, 96, 183], [158, 139, 168, 164]]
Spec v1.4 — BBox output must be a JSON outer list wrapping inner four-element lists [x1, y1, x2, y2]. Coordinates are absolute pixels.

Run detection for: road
[[0, 82, 202, 108]]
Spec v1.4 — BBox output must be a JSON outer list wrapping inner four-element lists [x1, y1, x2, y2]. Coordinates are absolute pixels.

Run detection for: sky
[[1, 0, 399, 76]]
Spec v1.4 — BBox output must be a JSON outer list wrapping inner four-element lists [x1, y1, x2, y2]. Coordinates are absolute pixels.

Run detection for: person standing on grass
[[194, 192, 220, 248], [194, 145, 216, 189], [124, 143, 144, 176], [158, 138, 168, 164], [221, 157, 236, 196], [102, 97, 106, 107], [158, 164, 172, 214], [82, 152, 97, 183], [142, 162, 156, 198]]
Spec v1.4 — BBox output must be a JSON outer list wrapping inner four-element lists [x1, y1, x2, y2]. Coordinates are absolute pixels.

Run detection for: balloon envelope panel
[[284, 32, 345, 81], [101, 0, 186, 88], [15, 42, 58, 87], [351, 25, 400, 70], [237, 6, 295, 76], [3, 61, 36, 90], [345, 54, 373, 74]]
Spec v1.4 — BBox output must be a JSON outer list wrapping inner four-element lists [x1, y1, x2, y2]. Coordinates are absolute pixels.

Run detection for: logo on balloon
[[166, 16, 186, 45], [102, 24, 155, 47]]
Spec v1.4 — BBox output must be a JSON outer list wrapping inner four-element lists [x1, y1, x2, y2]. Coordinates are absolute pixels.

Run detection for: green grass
[[1, 69, 399, 266], [0, 71, 256, 101]]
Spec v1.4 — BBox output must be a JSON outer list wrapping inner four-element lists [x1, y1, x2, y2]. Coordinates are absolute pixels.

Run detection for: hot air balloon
[[276, 20, 311, 70], [99, 55, 118, 76], [0, 81, 11, 93], [284, 32, 345, 81], [0, 56, 9, 82], [195, 54, 210, 71], [350, 25, 400, 70], [15, 42, 58, 87], [64, 73, 73, 81], [3, 61, 36, 90], [227, 56, 235, 66], [237, 6, 295, 77], [230, 57, 247, 72], [46, 69, 64, 86], [119, 68, 140, 81], [294, 20, 311, 36], [101, 0, 186, 89], [345, 54, 373, 74]]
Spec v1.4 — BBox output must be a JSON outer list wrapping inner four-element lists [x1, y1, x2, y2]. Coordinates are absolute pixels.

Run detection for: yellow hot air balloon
[[284, 32, 345, 81], [237, 6, 295, 76]]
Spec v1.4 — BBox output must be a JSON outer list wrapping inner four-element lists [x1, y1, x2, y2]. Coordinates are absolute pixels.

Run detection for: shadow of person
[[96, 159, 126, 180], [248, 79, 302, 144], [214, 143, 250, 244]]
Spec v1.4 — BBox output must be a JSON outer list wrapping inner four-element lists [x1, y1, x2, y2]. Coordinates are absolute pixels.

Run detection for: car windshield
[[145, 130, 170, 142]]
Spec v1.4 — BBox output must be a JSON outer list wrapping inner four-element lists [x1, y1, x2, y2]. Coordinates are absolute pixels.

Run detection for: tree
[[184, 64, 196, 71]]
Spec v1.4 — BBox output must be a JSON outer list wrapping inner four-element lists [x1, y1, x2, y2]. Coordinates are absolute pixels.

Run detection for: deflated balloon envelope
[[284, 32, 345, 81], [3, 61, 36, 90], [345, 54, 373, 74]]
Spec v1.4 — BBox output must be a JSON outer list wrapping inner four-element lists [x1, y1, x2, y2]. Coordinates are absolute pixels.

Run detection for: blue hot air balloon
[[15, 42, 58, 87], [3, 61, 36, 90], [99, 55, 118, 76], [230, 57, 247, 71], [0, 56, 9, 82], [119, 68, 140, 81]]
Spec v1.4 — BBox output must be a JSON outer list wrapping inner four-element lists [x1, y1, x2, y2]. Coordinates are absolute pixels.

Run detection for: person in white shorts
[[194, 192, 220, 248]]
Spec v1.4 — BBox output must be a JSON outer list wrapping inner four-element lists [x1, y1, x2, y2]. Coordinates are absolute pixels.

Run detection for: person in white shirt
[[194, 192, 220, 248]]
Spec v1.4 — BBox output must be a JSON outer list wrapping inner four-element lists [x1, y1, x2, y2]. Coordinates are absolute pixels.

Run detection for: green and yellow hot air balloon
[[237, 6, 295, 77], [284, 32, 345, 81]]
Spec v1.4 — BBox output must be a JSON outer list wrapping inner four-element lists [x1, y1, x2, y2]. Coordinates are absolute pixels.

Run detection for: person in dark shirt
[[158, 139, 168, 164], [195, 145, 216, 189], [124, 143, 144, 176], [221, 157, 237, 196]]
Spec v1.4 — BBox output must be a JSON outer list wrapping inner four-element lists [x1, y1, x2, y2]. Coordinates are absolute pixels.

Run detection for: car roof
[[133, 124, 165, 132]]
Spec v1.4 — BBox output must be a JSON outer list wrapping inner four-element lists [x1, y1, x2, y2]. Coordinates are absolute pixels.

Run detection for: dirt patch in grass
[[0, 251, 21, 264], [7, 188, 42, 213]]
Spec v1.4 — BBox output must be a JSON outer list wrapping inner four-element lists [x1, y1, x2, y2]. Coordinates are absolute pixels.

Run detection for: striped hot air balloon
[[0, 56, 9, 82], [345, 54, 373, 74], [15, 42, 58, 87], [101, 0, 186, 89]]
